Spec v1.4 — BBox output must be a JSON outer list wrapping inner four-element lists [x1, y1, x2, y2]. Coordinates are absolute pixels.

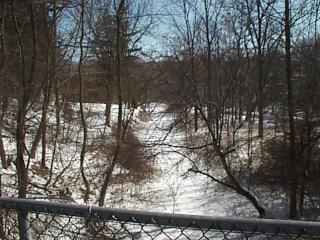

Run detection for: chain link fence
[[0, 197, 320, 239]]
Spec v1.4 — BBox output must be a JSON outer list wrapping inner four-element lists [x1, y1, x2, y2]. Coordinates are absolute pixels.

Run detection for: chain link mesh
[[0, 197, 319, 239]]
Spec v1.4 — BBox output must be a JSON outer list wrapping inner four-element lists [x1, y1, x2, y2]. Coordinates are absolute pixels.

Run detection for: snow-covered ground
[[97, 103, 262, 217], [0, 101, 288, 219]]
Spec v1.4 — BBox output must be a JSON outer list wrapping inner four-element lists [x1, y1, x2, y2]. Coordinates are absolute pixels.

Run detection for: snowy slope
[[107, 103, 260, 217], [0, 101, 288, 219]]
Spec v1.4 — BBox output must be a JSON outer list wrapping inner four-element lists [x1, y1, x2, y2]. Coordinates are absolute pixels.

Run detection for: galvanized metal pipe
[[0, 197, 320, 237]]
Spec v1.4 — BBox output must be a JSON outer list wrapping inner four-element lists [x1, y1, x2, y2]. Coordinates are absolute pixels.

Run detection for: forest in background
[[0, 0, 320, 222]]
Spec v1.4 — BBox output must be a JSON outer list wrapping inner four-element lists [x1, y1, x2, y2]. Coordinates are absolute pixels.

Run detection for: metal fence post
[[18, 210, 32, 240]]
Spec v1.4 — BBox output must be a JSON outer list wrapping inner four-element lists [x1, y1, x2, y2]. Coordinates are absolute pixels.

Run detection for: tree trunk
[[257, 56, 264, 139], [30, 79, 51, 162], [257, 0, 264, 139], [46, 3, 59, 187], [190, 53, 198, 132], [12, 5, 33, 236], [0, 171, 4, 239], [285, 0, 298, 219], [204, 0, 213, 129], [99, 143, 121, 207], [197, 106, 266, 217], [79, 0, 90, 203], [12, 0, 37, 199], [194, 106, 198, 132], [104, 59, 112, 127], [41, 77, 51, 169], [0, 4, 7, 169], [99, 0, 125, 207], [0, 2, 5, 227], [0, 100, 7, 169], [0, 130, 6, 169]]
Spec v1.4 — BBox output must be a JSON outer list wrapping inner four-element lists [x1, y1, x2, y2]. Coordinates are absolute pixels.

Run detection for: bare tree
[[79, 0, 91, 203], [98, 0, 153, 206], [284, 0, 298, 219], [30, 3, 54, 168], [241, 0, 282, 139], [99, 0, 126, 207], [11, 1, 37, 238], [0, 3, 8, 169]]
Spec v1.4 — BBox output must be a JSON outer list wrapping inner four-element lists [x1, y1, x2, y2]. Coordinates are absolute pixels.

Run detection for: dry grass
[[137, 110, 152, 122], [87, 126, 155, 185], [117, 129, 155, 184]]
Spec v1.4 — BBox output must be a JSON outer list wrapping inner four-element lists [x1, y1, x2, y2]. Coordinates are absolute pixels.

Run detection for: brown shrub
[[138, 110, 152, 122], [252, 135, 320, 188], [88, 126, 154, 185], [251, 136, 290, 186], [117, 129, 154, 183]]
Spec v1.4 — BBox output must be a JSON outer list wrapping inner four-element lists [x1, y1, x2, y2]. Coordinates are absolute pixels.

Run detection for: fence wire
[[0, 197, 320, 239]]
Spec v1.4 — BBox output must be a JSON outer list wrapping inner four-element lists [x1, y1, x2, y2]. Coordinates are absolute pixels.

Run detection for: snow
[[102, 103, 261, 217], [0, 101, 289, 220]]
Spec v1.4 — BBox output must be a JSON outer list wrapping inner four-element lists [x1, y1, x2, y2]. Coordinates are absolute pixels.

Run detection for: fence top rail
[[0, 197, 320, 236]]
